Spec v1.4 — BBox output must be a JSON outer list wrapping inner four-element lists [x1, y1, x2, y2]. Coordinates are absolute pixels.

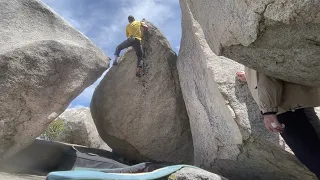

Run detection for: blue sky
[[41, 0, 182, 108]]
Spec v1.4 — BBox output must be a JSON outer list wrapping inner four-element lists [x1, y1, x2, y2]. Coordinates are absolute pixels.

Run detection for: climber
[[113, 15, 149, 77], [236, 70, 320, 178]]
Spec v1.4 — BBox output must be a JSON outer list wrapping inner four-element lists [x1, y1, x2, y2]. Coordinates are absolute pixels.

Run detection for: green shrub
[[40, 118, 65, 141]]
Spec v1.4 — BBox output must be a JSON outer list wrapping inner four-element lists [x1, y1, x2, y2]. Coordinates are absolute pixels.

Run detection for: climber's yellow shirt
[[126, 21, 144, 41]]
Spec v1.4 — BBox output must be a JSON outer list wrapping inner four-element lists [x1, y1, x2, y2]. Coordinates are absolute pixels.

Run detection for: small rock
[[168, 167, 228, 180]]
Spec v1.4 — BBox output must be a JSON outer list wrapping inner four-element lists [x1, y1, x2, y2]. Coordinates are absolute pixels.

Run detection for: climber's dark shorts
[[114, 38, 143, 68], [277, 108, 320, 179]]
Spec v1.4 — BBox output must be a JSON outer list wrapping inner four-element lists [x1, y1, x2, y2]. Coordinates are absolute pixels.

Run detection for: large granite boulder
[[177, 0, 316, 179], [56, 108, 111, 151], [183, 0, 320, 86], [91, 20, 193, 163], [0, 0, 109, 159]]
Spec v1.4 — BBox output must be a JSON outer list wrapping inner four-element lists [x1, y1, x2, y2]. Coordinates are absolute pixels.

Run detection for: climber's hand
[[263, 114, 284, 133], [236, 71, 246, 82]]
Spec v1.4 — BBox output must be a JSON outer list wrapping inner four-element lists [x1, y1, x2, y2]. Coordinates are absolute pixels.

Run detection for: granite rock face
[[177, 0, 316, 179], [91, 20, 193, 163], [0, 0, 109, 159], [184, 0, 320, 86], [56, 108, 111, 151]]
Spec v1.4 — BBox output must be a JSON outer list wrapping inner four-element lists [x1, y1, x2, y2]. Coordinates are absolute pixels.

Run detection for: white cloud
[[94, 0, 179, 52], [121, 0, 175, 24], [42, 0, 93, 34], [175, 45, 181, 52], [68, 105, 87, 109]]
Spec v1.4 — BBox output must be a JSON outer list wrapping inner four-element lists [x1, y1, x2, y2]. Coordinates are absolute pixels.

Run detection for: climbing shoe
[[113, 60, 118, 65]]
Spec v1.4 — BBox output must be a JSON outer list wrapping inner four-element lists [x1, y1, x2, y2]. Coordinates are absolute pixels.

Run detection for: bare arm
[[141, 22, 149, 30]]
